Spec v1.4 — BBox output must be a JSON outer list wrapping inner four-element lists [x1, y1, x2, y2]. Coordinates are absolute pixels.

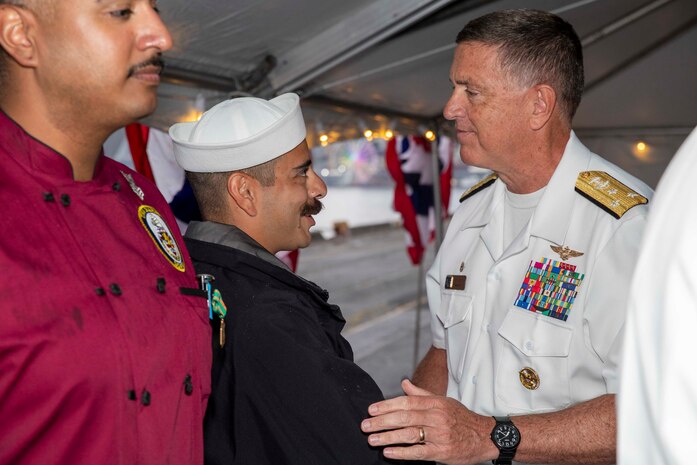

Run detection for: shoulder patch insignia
[[138, 205, 186, 272], [459, 173, 498, 203], [575, 171, 648, 219]]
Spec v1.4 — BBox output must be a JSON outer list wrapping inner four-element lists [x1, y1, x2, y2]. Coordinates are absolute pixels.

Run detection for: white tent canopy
[[147, 0, 697, 187]]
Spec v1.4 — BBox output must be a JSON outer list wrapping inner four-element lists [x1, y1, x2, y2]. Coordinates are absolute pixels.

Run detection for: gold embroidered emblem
[[550, 245, 584, 261], [575, 171, 648, 218], [138, 205, 185, 272], [459, 173, 498, 203]]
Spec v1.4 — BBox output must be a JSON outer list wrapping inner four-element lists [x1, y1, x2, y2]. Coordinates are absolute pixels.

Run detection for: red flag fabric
[[386, 136, 427, 265], [125, 123, 155, 182], [387, 135, 453, 265], [438, 136, 454, 217]]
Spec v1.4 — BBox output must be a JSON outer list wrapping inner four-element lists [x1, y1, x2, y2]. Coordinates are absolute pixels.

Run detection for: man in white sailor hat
[[170, 94, 410, 465]]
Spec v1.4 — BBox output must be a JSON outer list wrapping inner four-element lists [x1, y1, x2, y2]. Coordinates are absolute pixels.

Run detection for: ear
[[0, 5, 38, 68], [227, 173, 259, 217], [529, 84, 556, 131]]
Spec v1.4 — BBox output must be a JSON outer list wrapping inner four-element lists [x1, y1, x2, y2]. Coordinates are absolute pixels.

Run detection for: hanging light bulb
[[178, 93, 206, 122], [364, 129, 373, 139], [180, 108, 203, 122], [425, 130, 436, 141], [385, 129, 394, 139], [633, 140, 650, 160]]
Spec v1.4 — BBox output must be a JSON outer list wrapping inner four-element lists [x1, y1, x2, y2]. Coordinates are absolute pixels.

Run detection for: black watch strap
[[491, 416, 519, 465], [494, 448, 515, 465]]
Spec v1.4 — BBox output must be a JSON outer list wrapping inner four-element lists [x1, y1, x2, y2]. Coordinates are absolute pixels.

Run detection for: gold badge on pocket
[[519, 367, 540, 390]]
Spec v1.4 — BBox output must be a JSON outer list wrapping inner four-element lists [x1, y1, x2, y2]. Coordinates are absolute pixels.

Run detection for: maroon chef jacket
[[0, 110, 211, 465]]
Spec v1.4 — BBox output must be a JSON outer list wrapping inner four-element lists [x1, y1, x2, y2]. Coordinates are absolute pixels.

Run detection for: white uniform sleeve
[[583, 214, 647, 393], [426, 247, 445, 349]]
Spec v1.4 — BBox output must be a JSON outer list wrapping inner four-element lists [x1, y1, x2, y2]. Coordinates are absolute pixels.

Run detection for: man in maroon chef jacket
[[0, 1, 211, 464]]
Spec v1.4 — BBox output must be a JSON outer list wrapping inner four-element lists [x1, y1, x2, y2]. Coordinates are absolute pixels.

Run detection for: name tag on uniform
[[445, 274, 466, 290]]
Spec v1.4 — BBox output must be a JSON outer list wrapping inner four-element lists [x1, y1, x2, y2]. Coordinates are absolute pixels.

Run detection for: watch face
[[493, 424, 520, 449]]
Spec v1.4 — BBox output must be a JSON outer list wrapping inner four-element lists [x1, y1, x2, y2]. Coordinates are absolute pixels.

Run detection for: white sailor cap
[[169, 93, 306, 172]]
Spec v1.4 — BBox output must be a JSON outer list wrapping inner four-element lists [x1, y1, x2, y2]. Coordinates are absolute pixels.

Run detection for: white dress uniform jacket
[[428, 132, 652, 420], [618, 127, 697, 465]]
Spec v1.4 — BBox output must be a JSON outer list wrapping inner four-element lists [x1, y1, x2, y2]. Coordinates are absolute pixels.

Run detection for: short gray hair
[[456, 9, 584, 122]]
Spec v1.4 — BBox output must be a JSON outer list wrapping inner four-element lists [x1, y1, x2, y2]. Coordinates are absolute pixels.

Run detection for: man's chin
[[124, 88, 159, 120], [114, 106, 157, 130], [280, 235, 312, 253], [298, 231, 313, 249], [134, 101, 158, 121], [458, 149, 487, 169], [298, 235, 312, 249]]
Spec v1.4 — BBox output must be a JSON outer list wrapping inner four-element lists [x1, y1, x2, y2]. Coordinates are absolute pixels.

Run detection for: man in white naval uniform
[[361, 9, 651, 465]]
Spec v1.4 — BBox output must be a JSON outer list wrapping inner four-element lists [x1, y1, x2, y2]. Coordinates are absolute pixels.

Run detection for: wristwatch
[[490, 416, 521, 465]]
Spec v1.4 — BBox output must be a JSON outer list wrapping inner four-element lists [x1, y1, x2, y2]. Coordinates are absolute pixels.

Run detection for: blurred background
[[104, 0, 697, 396]]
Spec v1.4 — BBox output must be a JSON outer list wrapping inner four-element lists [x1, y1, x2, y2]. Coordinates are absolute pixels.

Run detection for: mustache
[[127, 55, 166, 77], [301, 199, 323, 216]]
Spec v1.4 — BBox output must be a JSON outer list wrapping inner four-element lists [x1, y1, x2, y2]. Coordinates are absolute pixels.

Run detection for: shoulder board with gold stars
[[459, 173, 498, 203], [575, 171, 648, 219]]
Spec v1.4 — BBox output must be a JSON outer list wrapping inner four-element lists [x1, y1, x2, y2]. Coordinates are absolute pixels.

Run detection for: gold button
[[519, 367, 540, 390]]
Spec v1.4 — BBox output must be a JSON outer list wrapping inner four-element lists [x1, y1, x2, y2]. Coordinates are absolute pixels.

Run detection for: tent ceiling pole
[[269, 0, 457, 96], [304, 95, 434, 125], [161, 68, 239, 93], [575, 126, 695, 137], [581, 0, 675, 47], [584, 15, 697, 93], [304, 0, 670, 101]]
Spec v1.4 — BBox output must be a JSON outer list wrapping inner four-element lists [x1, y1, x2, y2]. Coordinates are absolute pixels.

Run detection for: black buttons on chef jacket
[[95, 285, 124, 296], [109, 283, 122, 296], [40, 192, 71, 206], [41, 192, 71, 206], [126, 377, 195, 405], [157, 277, 166, 294], [184, 374, 193, 396]]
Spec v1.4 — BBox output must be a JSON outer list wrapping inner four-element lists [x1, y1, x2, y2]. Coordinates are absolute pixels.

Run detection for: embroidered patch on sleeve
[[513, 257, 584, 321], [138, 205, 186, 272]]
